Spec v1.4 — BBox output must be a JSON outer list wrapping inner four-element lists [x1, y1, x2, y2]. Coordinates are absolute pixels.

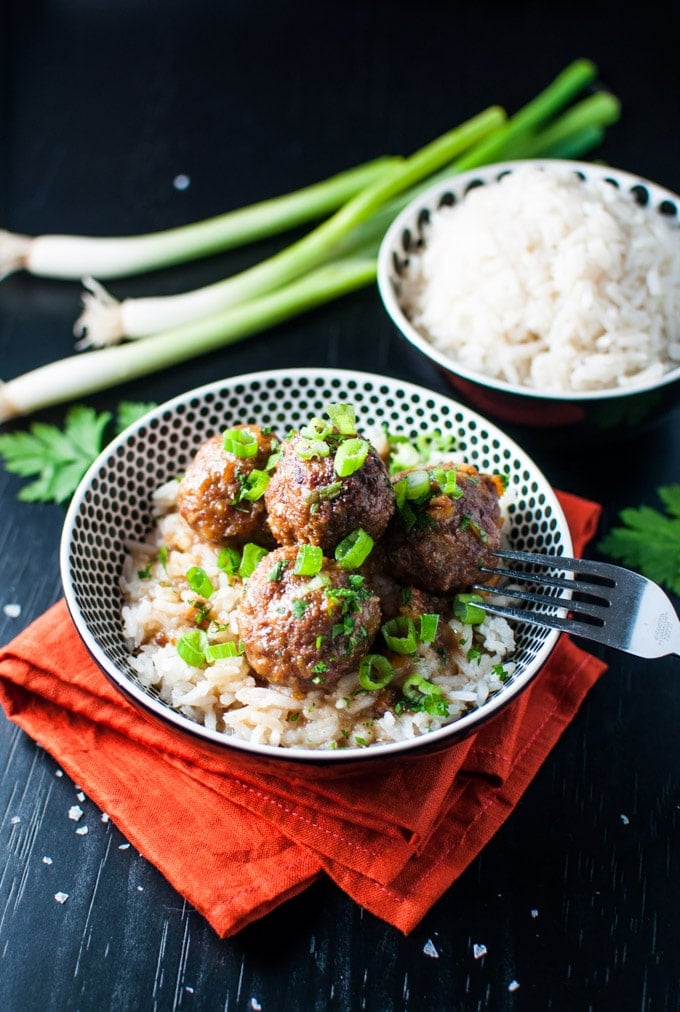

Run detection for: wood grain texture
[[1, 1, 679, 1008]]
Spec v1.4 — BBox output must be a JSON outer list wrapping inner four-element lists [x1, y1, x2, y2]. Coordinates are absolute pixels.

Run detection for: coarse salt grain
[[473, 943, 487, 960], [423, 939, 440, 958], [3, 603, 21, 618], [75, 826, 88, 836], [42, 856, 53, 865], [68, 805, 83, 822], [54, 892, 69, 904]]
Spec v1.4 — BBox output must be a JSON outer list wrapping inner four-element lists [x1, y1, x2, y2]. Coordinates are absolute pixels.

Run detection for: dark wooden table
[[1, 3, 679, 1009]]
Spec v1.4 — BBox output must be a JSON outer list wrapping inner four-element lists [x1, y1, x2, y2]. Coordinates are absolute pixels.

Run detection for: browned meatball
[[264, 431, 395, 553], [177, 425, 278, 547], [235, 545, 382, 690], [382, 463, 503, 595]]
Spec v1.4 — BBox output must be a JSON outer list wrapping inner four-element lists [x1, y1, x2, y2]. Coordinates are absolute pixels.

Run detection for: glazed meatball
[[177, 425, 278, 547], [264, 430, 395, 553], [382, 463, 503, 595], [235, 545, 382, 690]]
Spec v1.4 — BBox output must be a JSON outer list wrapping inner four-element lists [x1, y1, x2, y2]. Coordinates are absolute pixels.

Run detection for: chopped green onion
[[334, 437, 369, 477], [294, 544, 323, 576], [402, 673, 441, 698], [223, 426, 258, 458], [238, 468, 270, 501], [401, 673, 449, 716], [185, 566, 215, 598], [205, 641, 242, 661], [453, 592, 486, 624], [381, 615, 418, 654], [326, 402, 357, 435], [296, 437, 330, 460], [217, 545, 241, 576], [300, 417, 332, 441], [238, 543, 268, 579], [402, 469, 431, 500], [292, 599, 310, 618], [176, 629, 208, 667], [334, 528, 374, 569], [358, 654, 395, 691], [268, 559, 287, 582], [418, 613, 440, 643], [431, 466, 463, 498]]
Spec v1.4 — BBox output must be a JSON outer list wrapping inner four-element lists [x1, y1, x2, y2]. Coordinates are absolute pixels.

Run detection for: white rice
[[401, 165, 680, 392], [120, 478, 517, 751]]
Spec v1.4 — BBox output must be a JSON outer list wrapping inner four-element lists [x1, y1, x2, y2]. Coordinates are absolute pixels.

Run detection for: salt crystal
[[55, 769, 64, 778], [423, 939, 440, 958], [10, 816, 20, 825], [101, 813, 110, 823], [620, 814, 630, 825], [119, 843, 130, 850], [54, 892, 69, 904], [508, 980, 520, 992], [75, 826, 88, 836], [136, 885, 144, 892], [173, 174, 191, 191], [68, 805, 83, 822], [42, 857, 53, 865], [250, 1000, 262, 1012], [473, 943, 488, 960], [530, 908, 539, 918], [3, 603, 21, 618], [76, 792, 85, 802]]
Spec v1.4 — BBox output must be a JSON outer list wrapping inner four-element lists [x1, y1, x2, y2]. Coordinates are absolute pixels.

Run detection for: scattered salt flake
[[68, 805, 84, 822], [185, 987, 195, 995], [42, 856, 53, 865], [10, 816, 20, 825], [530, 908, 539, 919], [76, 792, 85, 802], [250, 1000, 262, 1012], [136, 885, 144, 892], [54, 892, 69, 904], [423, 938, 440, 959], [55, 769, 64, 778], [620, 814, 630, 825], [3, 603, 21, 618], [119, 843, 130, 850], [101, 813, 110, 823], [473, 943, 488, 960], [508, 980, 520, 992], [75, 826, 89, 836], [173, 173, 191, 191]]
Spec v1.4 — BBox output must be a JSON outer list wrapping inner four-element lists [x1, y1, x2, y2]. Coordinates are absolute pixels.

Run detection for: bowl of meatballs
[[61, 368, 572, 771]]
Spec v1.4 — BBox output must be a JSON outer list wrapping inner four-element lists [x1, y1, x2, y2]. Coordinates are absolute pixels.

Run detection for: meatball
[[234, 545, 382, 690], [382, 463, 503, 595], [177, 425, 278, 547], [264, 430, 395, 553]]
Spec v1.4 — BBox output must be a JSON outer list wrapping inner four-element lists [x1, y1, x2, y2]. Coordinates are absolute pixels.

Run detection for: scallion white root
[[0, 157, 399, 282], [0, 258, 377, 422]]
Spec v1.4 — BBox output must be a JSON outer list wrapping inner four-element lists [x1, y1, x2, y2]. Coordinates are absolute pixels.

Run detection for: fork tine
[[478, 562, 609, 598], [492, 549, 617, 582], [476, 600, 611, 642], [472, 583, 612, 623]]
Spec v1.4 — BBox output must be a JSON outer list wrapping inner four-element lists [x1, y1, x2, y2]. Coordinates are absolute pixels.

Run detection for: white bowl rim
[[377, 158, 680, 404], [60, 366, 571, 765]]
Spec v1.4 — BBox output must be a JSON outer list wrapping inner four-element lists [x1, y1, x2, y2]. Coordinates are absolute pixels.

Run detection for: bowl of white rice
[[377, 160, 680, 439], [60, 368, 572, 773]]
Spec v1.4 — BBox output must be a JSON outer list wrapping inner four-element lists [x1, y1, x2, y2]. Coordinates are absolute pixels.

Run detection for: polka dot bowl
[[60, 368, 571, 773]]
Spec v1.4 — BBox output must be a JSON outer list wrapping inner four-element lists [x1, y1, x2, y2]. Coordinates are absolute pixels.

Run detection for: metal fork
[[474, 549, 680, 659]]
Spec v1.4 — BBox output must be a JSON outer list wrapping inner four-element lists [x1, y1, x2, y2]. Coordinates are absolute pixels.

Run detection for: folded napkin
[[0, 490, 607, 937]]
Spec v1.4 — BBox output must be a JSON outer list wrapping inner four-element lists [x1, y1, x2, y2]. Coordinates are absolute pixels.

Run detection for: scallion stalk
[[74, 106, 506, 346], [0, 156, 399, 282], [0, 257, 377, 421]]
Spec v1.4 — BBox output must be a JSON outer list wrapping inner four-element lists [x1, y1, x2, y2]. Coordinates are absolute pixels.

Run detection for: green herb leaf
[[0, 401, 157, 505], [598, 486, 680, 596]]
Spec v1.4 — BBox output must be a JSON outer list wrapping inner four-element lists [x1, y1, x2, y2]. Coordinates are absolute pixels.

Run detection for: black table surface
[[1, 3, 679, 1009]]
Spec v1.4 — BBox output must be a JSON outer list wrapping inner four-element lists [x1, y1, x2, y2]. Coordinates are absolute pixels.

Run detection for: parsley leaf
[[0, 401, 156, 504], [598, 486, 680, 597]]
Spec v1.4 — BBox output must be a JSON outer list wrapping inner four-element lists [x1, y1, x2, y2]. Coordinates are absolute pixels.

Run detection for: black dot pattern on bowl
[[63, 370, 569, 740]]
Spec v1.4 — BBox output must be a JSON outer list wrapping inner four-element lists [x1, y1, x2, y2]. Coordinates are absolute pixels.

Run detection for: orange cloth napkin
[[0, 490, 607, 937]]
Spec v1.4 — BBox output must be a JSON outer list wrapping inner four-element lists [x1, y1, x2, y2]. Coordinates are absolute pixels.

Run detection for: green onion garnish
[[403, 469, 430, 500], [381, 615, 418, 654], [238, 468, 270, 501], [205, 641, 242, 661], [334, 527, 374, 569], [418, 613, 440, 643], [176, 629, 208, 667], [300, 417, 332, 441], [334, 437, 369, 477], [453, 592, 486, 624], [358, 654, 394, 691], [325, 402, 356, 435], [296, 437, 330, 460], [431, 466, 463, 498], [238, 543, 268, 579], [223, 426, 258, 458], [217, 546, 241, 577], [401, 673, 449, 716], [268, 559, 287, 582], [185, 566, 215, 598], [294, 544, 323, 576]]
